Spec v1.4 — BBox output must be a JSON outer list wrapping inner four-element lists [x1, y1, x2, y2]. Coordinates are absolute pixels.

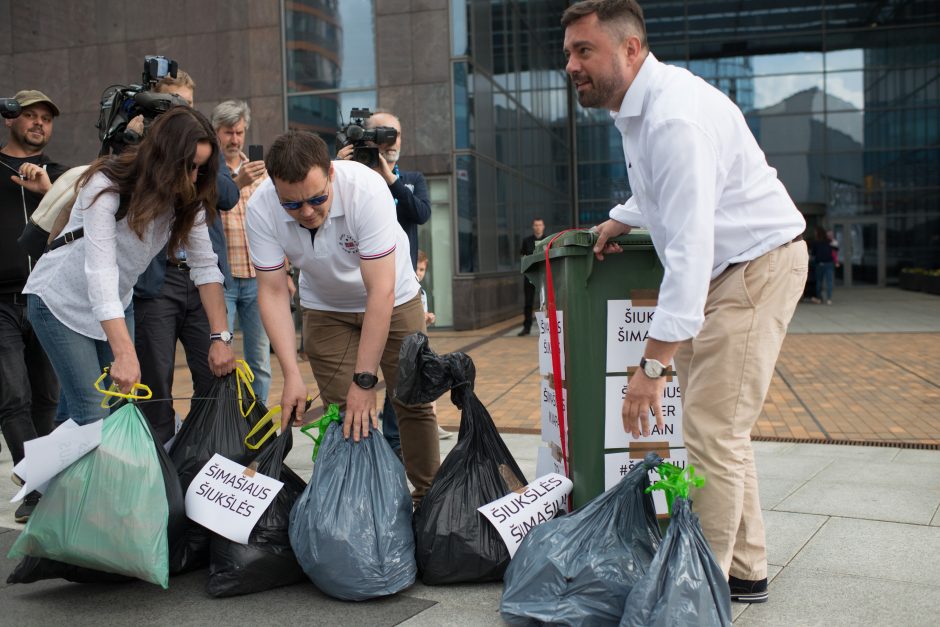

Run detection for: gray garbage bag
[[288, 421, 416, 601], [620, 497, 731, 627], [500, 453, 663, 626]]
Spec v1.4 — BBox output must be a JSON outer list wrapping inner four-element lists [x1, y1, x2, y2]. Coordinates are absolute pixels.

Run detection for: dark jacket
[[0, 152, 68, 295], [520, 234, 537, 257], [133, 152, 237, 298], [390, 170, 431, 270]]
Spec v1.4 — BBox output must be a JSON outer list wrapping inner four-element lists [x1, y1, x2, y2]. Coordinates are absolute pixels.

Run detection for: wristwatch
[[639, 357, 668, 378], [209, 330, 234, 345], [352, 371, 379, 389]]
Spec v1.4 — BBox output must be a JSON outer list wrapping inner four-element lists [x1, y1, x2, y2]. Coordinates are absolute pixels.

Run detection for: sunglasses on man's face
[[279, 180, 330, 211]]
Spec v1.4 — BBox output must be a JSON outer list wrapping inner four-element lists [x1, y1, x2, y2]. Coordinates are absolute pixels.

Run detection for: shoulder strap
[[46, 194, 131, 252]]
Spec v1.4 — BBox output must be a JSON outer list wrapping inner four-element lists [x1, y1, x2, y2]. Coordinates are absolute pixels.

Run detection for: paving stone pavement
[[1, 286, 938, 624]]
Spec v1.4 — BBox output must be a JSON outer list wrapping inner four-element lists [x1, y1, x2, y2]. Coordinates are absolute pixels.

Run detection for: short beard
[[15, 128, 48, 151], [575, 56, 624, 110]]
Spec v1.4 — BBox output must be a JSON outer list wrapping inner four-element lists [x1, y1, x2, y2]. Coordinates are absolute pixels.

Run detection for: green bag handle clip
[[300, 403, 341, 463], [645, 462, 705, 516]]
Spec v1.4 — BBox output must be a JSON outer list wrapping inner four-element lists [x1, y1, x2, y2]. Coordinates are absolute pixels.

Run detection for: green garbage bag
[[7, 403, 172, 588]]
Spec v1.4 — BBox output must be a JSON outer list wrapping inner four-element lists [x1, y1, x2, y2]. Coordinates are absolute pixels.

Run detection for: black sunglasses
[[279, 180, 330, 211]]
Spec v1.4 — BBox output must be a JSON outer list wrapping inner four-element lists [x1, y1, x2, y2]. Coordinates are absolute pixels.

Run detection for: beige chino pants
[[302, 292, 440, 502], [674, 240, 807, 580]]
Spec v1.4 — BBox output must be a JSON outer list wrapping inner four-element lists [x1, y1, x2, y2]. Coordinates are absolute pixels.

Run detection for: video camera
[[1, 98, 22, 119], [96, 55, 187, 155], [336, 108, 398, 169]]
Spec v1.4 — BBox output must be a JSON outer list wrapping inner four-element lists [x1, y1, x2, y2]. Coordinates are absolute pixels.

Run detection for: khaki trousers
[[302, 292, 440, 501], [674, 241, 807, 580]]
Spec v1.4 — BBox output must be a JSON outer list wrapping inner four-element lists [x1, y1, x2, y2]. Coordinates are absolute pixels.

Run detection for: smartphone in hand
[[248, 144, 264, 162]]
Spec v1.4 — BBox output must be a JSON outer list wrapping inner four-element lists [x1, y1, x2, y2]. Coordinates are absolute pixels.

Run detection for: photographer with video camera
[[22, 105, 232, 444], [1, 90, 67, 522], [129, 70, 239, 443], [336, 109, 445, 452]]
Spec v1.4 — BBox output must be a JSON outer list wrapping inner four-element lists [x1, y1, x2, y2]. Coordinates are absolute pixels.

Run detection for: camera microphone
[[1, 98, 22, 119]]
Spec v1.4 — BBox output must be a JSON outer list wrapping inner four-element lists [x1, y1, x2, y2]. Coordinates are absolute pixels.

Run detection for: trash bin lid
[[521, 229, 653, 274]]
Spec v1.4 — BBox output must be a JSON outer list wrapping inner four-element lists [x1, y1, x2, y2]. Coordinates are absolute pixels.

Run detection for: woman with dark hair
[[23, 106, 235, 425]]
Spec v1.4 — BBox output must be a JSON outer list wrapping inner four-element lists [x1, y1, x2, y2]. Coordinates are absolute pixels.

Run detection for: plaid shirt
[[221, 162, 266, 279]]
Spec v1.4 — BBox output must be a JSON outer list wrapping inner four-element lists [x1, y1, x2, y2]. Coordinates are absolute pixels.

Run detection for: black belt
[[0, 292, 27, 305], [167, 259, 191, 271], [726, 234, 804, 273]]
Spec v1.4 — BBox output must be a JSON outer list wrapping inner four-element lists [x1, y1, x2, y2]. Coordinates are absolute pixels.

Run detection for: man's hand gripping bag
[[288, 421, 416, 601]]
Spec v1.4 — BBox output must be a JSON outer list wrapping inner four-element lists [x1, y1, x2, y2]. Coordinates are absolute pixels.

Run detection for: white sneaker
[[437, 426, 453, 440]]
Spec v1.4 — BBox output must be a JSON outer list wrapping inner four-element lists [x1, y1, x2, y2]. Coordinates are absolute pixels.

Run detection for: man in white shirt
[[246, 131, 439, 503], [563, 0, 807, 604]]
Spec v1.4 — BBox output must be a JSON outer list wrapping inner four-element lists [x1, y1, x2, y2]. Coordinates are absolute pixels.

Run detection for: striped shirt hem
[[360, 244, 396, 261]]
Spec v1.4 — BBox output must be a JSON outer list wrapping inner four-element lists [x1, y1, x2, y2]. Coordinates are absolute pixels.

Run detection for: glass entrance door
[[831, 219, 885, 287]]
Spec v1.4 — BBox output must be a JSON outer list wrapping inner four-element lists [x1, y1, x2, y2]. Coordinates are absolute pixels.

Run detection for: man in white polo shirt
[[246, 130, 439, 502]]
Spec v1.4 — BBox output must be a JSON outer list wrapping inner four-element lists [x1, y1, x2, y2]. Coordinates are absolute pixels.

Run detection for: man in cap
[[0, 90, 68, 522]]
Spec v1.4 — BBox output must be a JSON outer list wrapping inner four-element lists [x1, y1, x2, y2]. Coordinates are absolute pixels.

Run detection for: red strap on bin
[[543, 229, 577, 488]]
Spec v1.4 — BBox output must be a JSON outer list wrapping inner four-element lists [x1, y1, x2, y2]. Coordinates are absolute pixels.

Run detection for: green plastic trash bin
[[522, 229, 683, 510]]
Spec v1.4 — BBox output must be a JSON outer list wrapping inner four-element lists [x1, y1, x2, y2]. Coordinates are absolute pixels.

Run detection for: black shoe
[[517, 328, 531, 336], [14, 491, 41, 524], [729, 575, 768, 603]]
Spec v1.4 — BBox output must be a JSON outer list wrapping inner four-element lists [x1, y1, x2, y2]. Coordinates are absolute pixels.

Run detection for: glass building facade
[[577, 1, 940, 285], [282, 0, 939, 325]]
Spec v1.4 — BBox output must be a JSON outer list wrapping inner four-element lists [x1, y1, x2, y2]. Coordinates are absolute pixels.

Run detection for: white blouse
[[24, 171, 222, 340]]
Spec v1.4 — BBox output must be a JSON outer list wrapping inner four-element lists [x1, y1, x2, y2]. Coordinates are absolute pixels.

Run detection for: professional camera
[[1, 98, 22, 119], [336, 108, 398, 169], [95, 55, 187, 155]]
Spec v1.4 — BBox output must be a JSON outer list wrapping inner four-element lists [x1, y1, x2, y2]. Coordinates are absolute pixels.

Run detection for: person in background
[[416, 249, 450, 439], [810, 226, 835, 305], [0, 90, 67, 523], [338, 110, 439, 448], [131, 71, 239, 444], [212, 100, 294, 403], [518, 218, 545, 336]]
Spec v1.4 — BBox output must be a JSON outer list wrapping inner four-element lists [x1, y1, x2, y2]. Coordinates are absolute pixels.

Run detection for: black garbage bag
[[206, 428, 307, 597], [168, 372, 263, 574], [500, 453, 663, 626], [620, 497, 731, 627], [396, 331, 475, 407], [289, 421, 416, 601], [412, 387, 528, 584], [400, 333, 529, 584], [7, 403, 186, 587]]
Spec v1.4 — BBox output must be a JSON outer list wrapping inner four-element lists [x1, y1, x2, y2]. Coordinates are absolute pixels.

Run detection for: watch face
[[221, 331, 233, 343], [354, 372, 378, 389]]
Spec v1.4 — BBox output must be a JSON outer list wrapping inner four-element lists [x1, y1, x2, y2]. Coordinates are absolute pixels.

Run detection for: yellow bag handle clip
[[235, 359, 257, 418], [244, 406, 281, 451], [94, 367, 153, 408]]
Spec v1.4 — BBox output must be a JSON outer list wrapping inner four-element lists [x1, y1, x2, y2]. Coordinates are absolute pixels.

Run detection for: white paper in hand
[[184, 453, 284, 544], [478, 473, 573, 558], [12, 419, 102, 502]]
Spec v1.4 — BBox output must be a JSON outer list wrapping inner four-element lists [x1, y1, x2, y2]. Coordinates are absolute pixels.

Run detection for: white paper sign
[[184, 453, 284, 544], [535, 311, 565, 376], [12, 419, 102, 502], [603, 449, 689, 515], [606, 300, 656, 373], [478, 473, 573, 557], [603, 375, 683, 449], [539, 380, 568, 448], [536, 445, 567, 480]]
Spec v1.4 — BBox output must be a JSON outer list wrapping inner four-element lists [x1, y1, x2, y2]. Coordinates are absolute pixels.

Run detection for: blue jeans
[[27, 294, 133, 425], [815, 261, 834, 301], [381, 394, 401, 454], [224, 277, 271, 403]]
